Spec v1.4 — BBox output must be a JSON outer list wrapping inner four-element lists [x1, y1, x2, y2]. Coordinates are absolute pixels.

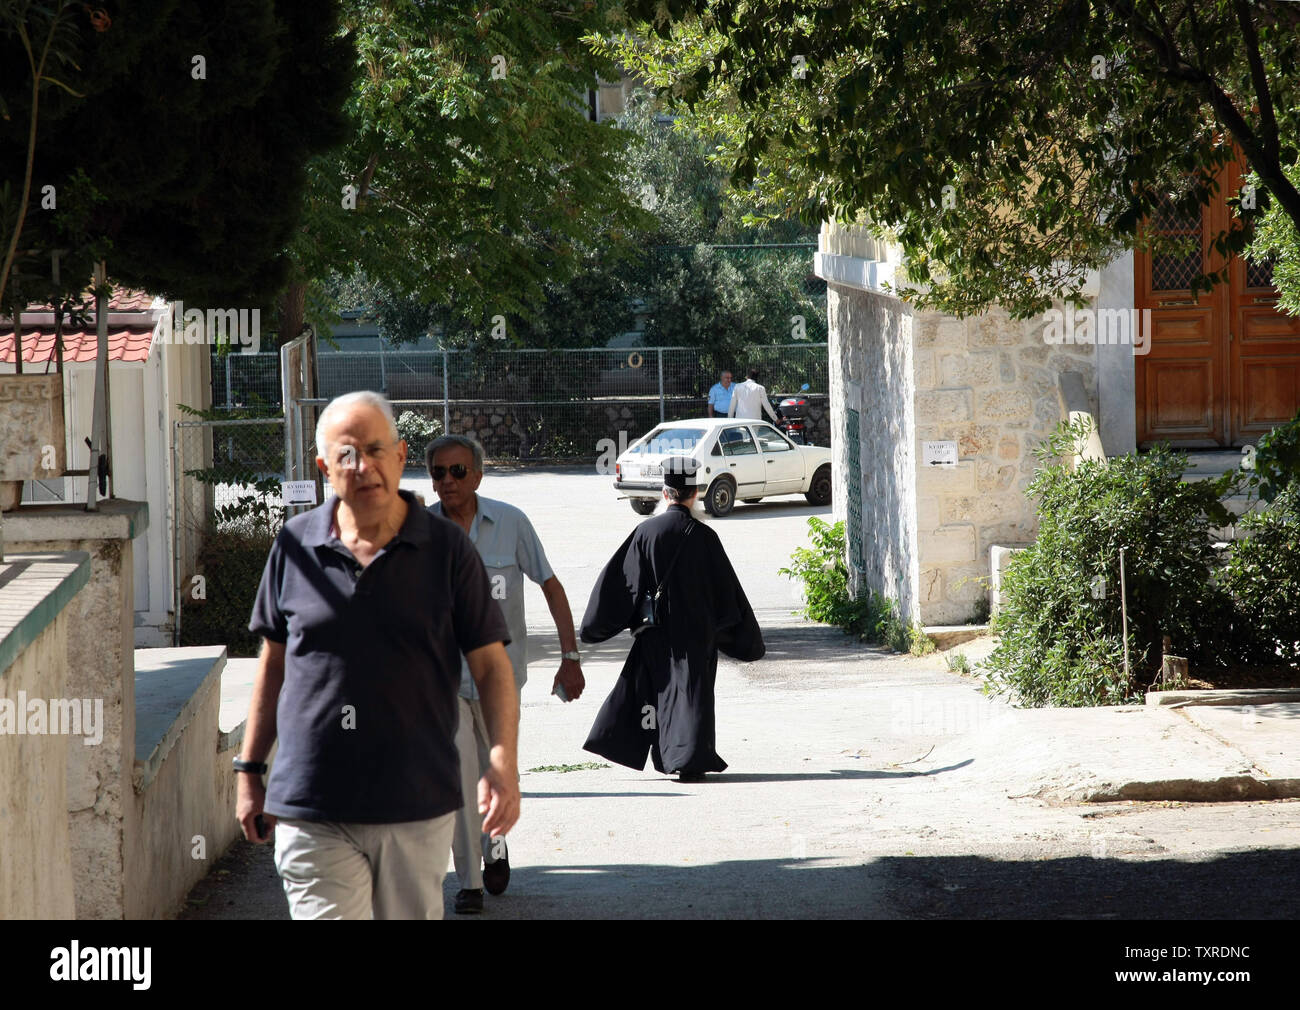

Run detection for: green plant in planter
[[986, 416, 1235, 707]]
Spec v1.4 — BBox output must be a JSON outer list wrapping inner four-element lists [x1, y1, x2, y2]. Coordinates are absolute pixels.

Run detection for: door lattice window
[[1150, 197, 1204, 292], [1246, 257, 1275, 290]]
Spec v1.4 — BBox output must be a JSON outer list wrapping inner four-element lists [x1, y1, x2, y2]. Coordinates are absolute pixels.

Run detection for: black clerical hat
[[661, 456, 702, 489]]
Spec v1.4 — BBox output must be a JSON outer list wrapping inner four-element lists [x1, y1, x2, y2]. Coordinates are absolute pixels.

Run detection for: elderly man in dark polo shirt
[[236, 390, 520, 920]]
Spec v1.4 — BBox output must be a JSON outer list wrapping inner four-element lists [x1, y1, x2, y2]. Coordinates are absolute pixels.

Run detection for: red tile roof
[[19, 287, 157, 314], [0, 325, 156, 364], [1, 287, 161, 363]]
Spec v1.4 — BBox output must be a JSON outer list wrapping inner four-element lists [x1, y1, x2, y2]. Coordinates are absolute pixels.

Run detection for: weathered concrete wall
[[0, 609, 75, 918], [126, 654, 240, 920], [912, 306, 1096, 623], [827, 283, 920, 621], [6, 500, 146, 918]]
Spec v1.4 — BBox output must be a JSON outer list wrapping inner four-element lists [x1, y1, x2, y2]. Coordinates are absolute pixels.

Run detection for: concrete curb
[[1146, 688, 1300, 707]]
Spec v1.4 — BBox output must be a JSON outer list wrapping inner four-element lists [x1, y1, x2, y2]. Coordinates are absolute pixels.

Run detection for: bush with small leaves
[[1218, 483, 1300, 663], [395, 410, 442, 457], [986, 417, 1235, 707]]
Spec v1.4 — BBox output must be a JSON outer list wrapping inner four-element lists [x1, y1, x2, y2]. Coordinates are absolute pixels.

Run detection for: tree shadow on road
[[446, 848, 1300, 920]]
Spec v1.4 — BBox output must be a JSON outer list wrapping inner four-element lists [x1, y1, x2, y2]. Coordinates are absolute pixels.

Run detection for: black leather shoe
[[454, 888, 483, 914], [677, 770, 707, 783], [483, 847, 510, 896]]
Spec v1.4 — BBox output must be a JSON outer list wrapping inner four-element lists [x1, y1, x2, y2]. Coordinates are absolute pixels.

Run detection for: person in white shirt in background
[[727, 368, 781, 423]]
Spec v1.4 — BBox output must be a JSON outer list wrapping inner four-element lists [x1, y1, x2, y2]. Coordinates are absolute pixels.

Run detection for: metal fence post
[[172, 420, 182, 647], [657, 347, 665, 423], [224, 355, 232, 408], [442, 350, 450, 433]]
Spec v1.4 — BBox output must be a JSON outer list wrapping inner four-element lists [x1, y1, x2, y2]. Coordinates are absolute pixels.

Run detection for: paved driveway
[[181, 466, 1300, 920], [401, 463, 830, 632]]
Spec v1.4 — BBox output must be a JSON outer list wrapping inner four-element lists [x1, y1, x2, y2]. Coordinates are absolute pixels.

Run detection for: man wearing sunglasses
[[426, 434, 585, 914]]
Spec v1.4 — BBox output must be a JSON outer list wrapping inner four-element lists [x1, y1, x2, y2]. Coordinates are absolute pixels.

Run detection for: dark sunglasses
[[430, 463, 471, 480]]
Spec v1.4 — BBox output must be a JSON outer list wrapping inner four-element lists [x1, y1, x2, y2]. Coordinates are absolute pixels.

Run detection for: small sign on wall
[[280, 480, 318, 506], [922, 440, 958, 468]]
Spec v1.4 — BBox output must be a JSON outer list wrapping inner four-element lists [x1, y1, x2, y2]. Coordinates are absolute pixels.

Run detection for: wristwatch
[[562, 650, 582, 664], [232, 757, 268, 775]]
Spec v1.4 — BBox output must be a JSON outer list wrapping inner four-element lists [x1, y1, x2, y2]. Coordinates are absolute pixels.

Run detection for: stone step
[[1178, 449, 1252, 479]]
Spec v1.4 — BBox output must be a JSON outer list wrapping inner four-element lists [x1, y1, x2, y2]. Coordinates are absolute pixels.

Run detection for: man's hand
[[466, 641, 520, 838], [478, 747, 520, 838], [553, 657, 585, 701], [236, 776, 277, 844], [237, 638, 284, 845]]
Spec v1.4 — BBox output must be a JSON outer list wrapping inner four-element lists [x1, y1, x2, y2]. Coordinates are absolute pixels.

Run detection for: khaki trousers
[[274, 813, 455, 920], [452, 696, 512, 890]]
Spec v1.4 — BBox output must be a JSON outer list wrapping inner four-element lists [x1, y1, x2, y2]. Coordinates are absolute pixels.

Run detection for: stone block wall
[[827, 284, 920, 620], [0, 606, 76, 917], [828, 285, 1099, 625], [6, 501, 146, 918], [912, 306, 1097, 623]]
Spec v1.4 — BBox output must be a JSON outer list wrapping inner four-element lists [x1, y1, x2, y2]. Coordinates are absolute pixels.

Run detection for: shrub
[[1219, 483, 1300, 663], [986, 417, 1235, 706], [180, 526, 277, 658], [1247, 409, 1300, 502], [779, 517, 917, 650], [395, 410, 443, 458]]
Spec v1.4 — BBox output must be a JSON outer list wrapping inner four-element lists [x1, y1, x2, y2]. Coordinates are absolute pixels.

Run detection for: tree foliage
[[0, 0, 353, 314], [293, 0, 648, 342], [612, 1, 1300, 318], [327, 85, 822, 350]]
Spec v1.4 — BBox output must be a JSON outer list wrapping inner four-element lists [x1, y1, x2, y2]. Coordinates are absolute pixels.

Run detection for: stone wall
[[912, 306, 1096, 623], [827, 279, 1099, 626], [0, 606, 76, 917], [6, 501, 146, 918], [827, 284, 920, 621]]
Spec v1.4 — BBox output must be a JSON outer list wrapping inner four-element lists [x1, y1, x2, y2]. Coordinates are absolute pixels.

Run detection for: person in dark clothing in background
[[580, 456, 765, 782]]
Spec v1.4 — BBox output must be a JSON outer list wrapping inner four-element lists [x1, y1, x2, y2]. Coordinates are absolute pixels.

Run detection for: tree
[[284, 0, 650, 348], [611, 0, 1300, 318], [328, 85, 824, 350], [0, 0, 85, 316], [0, 0, 354, 314]]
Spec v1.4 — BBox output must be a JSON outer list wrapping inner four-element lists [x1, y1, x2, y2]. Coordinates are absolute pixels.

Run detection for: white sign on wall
[[280, 480, 318, 506], [922, 440, 958, 468]]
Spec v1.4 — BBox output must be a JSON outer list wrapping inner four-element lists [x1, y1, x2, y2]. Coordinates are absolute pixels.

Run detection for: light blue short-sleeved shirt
[[429, 495, 554, 700], [708, 381, 733, 414]]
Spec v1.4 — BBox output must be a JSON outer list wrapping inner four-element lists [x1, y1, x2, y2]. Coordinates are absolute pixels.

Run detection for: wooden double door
[[1135, 161, 1300, 447]]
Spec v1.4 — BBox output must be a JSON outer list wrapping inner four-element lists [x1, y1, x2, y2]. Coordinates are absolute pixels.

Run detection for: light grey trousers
[[452, 696, 511, 890], [274, 813, 455, 920]]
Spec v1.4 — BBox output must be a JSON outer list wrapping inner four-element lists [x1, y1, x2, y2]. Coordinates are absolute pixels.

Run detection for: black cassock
[[580, 504, 765, 775]]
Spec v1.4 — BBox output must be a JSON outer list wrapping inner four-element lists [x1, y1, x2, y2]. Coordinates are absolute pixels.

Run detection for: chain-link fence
[[172, 417, 300, 654], [215, 343, 827, 408], [219, 342, 829, 458], [280, 344, 828, 461]]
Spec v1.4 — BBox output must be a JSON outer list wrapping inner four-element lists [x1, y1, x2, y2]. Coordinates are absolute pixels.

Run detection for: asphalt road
[[180, 466, 1300, 920]]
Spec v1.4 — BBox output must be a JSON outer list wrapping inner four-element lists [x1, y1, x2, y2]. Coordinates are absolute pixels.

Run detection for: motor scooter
[[771, 383, 812, 444]]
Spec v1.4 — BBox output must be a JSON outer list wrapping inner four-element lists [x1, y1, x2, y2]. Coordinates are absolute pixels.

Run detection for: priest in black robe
[[581, 456, 765, 781]]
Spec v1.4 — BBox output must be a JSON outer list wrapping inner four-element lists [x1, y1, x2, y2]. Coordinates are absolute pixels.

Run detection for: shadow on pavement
[[451, 848, 1300, 920], [180, 836, 1300, 920]]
